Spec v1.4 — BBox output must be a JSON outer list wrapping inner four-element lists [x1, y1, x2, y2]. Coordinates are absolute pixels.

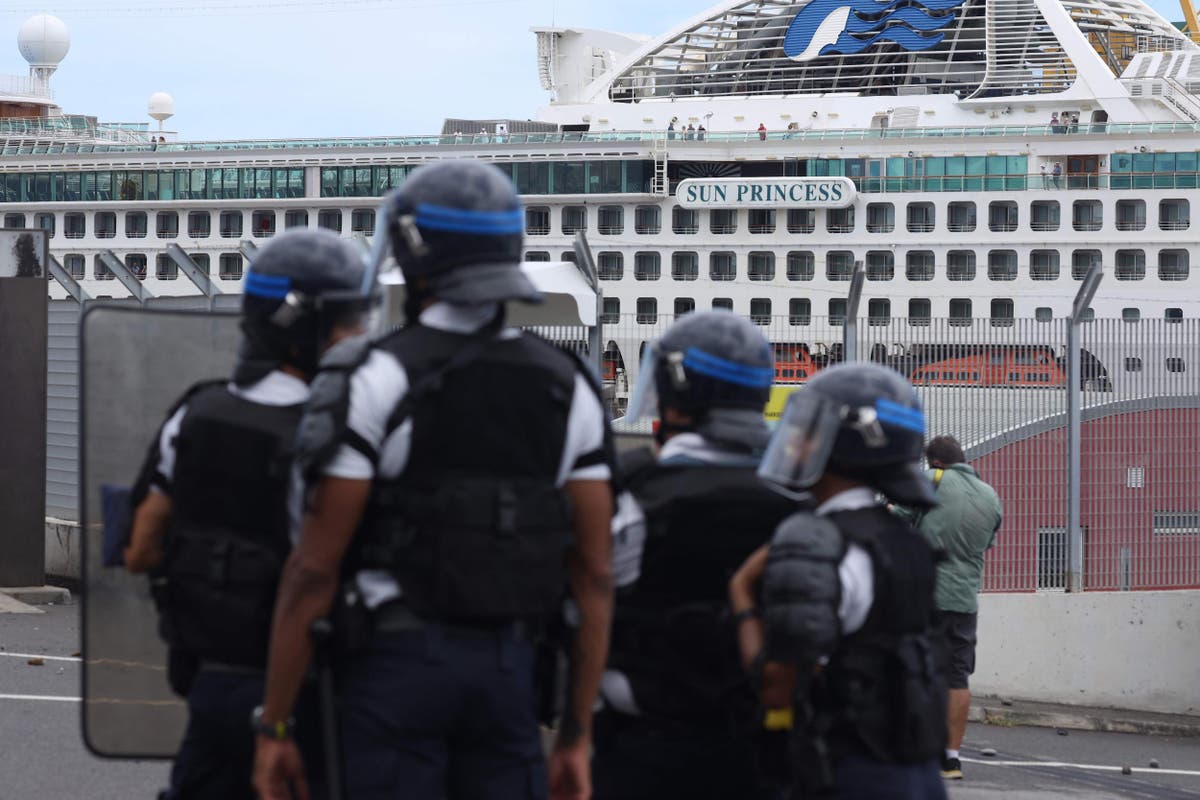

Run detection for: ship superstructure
[[1, 3, 1198, 388]]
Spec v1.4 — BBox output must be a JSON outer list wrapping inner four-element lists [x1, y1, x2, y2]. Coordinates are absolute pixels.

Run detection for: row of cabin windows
[[319, 162, 654, 198], [0, 161, 656, 203], [0, 168, 306, 203], [7, 209, 377, 239], [63, 252, 245, 281], [525, 249, 1192, 283], [14, 198, 1190, 242], [600, 297, 1187, 327], [526, 199, 1191, 237]]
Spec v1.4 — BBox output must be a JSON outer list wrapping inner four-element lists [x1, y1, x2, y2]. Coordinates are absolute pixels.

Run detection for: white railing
[[0, 74, 52, 100]]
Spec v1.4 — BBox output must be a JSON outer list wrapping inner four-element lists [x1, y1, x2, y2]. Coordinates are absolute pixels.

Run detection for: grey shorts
[[937, 610, 978, 690]]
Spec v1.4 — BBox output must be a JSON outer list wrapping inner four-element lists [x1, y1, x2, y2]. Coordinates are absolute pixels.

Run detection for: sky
[[0, 0, 1190, 141]]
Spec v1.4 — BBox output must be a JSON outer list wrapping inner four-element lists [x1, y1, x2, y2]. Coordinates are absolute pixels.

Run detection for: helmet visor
[[317, 286, 385, 339], [758, 389, 844, 490], [625, 342, 664, 424]]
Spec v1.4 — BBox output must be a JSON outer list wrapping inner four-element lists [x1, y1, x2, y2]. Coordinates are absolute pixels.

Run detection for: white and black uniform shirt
[[600, 444, 876, 715], [318, 301, 611, 609], [152, 371, 311, 531]]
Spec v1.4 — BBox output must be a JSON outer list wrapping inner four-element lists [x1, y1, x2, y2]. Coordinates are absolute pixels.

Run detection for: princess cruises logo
[[783, 0, 966, 62]]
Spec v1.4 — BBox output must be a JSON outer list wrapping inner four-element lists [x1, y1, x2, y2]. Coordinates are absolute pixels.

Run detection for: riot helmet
[[376, 160, 540, 317], [626, 310, 775, 452], [759, 362, 937, 507], [235, 228, 372, 386]]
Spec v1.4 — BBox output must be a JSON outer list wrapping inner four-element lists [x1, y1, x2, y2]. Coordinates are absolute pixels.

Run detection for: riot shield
[[80, 304, 241, 758]]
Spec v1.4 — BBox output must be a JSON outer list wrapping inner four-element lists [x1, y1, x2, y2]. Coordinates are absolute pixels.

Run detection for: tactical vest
[[160, 385, 303, 669], [610, 456, 799, 727], [355, 325, 580, 624], [820, 507, 947, 764]]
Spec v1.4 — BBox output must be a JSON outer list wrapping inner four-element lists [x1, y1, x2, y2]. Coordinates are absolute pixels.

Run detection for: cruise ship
[[6, 3, 1200, 389]]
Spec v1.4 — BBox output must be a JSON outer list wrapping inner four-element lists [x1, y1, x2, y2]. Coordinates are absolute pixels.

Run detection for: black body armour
[[822, 508, 946, 764], [355, 325, 579, 624], [160, 385, 303, 669], [611, 458, 798, 727]]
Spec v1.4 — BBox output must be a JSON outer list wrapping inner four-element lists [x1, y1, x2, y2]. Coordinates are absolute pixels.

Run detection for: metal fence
[[601, 307, 1200, 594], [44, 282, 1200, 593]]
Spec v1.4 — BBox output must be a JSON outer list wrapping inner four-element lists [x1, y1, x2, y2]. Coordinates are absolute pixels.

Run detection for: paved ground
[[0, 600, 170, 800], [952, 726, 1200, 799], [2, 599, 1200, 799]]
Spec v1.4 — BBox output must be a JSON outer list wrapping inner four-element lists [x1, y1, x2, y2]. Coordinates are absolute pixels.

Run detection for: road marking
[[964, 757, 1200, 778], [0, 693, 182, 708], [0, 652, 166, 671], [0, 652, 81, 663]]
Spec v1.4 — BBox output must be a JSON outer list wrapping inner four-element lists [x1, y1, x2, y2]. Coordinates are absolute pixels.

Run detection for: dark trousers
[[592, 711, 783, 800], [167, 669, 325, 800], [831, 756, 947, 800], [168, 670, 260, 800], [340, 627, 545, 800]]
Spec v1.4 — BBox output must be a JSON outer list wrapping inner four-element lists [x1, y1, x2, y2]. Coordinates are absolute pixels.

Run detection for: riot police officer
[[124, 228, 371, 800], [729, 363, 948, 800], [593, 311, 800, 800], [253, 161, 615, 800]]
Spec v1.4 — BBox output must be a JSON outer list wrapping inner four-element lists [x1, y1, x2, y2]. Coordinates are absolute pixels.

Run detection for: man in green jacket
[[905, 436, 1002, 781]]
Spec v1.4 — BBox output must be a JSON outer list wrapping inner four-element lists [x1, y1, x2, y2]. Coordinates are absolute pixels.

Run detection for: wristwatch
[[731, 607, 760, 625], [251, 706, 295, 741]]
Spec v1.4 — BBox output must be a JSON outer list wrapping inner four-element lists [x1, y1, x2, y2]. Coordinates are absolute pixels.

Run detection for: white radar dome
[[148, 92, 175, 122], [18, 14, 70, 67]]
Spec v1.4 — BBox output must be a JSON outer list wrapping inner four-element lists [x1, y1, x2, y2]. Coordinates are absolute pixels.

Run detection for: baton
[[310, 618, 345, 800]]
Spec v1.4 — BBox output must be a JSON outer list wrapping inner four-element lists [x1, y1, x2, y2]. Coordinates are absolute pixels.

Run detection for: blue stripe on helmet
[[682, 347, 775, 389], [414, 203, 525, 235], [244, 271, 292, 300], [875, 398, 926, 434]]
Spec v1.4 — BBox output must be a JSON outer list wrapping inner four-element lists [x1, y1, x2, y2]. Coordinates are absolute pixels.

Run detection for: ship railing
[[847, 172, 1200, 193], [1122, 77, 1200, 123], [0, 74, 52, 100], [10, 120, 1200, 156], [25, 120, 1200, 154]]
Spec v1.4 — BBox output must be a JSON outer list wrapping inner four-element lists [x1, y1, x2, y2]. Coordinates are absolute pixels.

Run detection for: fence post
[[1067, 264, 1103, 593], [572, 232, 604, 379], [843, 261, 865, 362]]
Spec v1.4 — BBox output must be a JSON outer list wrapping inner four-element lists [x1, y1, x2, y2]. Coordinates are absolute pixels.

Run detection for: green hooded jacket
[[901, 463, 1002, 614]]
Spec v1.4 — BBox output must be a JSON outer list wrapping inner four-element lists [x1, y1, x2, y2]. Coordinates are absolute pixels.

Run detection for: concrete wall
[[41, 519, 1200, 716], [1, 278, 48, 585], [45, 518, 81, 581], [974, 591, 1200, 715]]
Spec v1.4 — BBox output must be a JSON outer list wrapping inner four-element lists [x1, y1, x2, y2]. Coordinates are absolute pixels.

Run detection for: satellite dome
[[148, 92, 175, 122], [18, 14, 70, 67]]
